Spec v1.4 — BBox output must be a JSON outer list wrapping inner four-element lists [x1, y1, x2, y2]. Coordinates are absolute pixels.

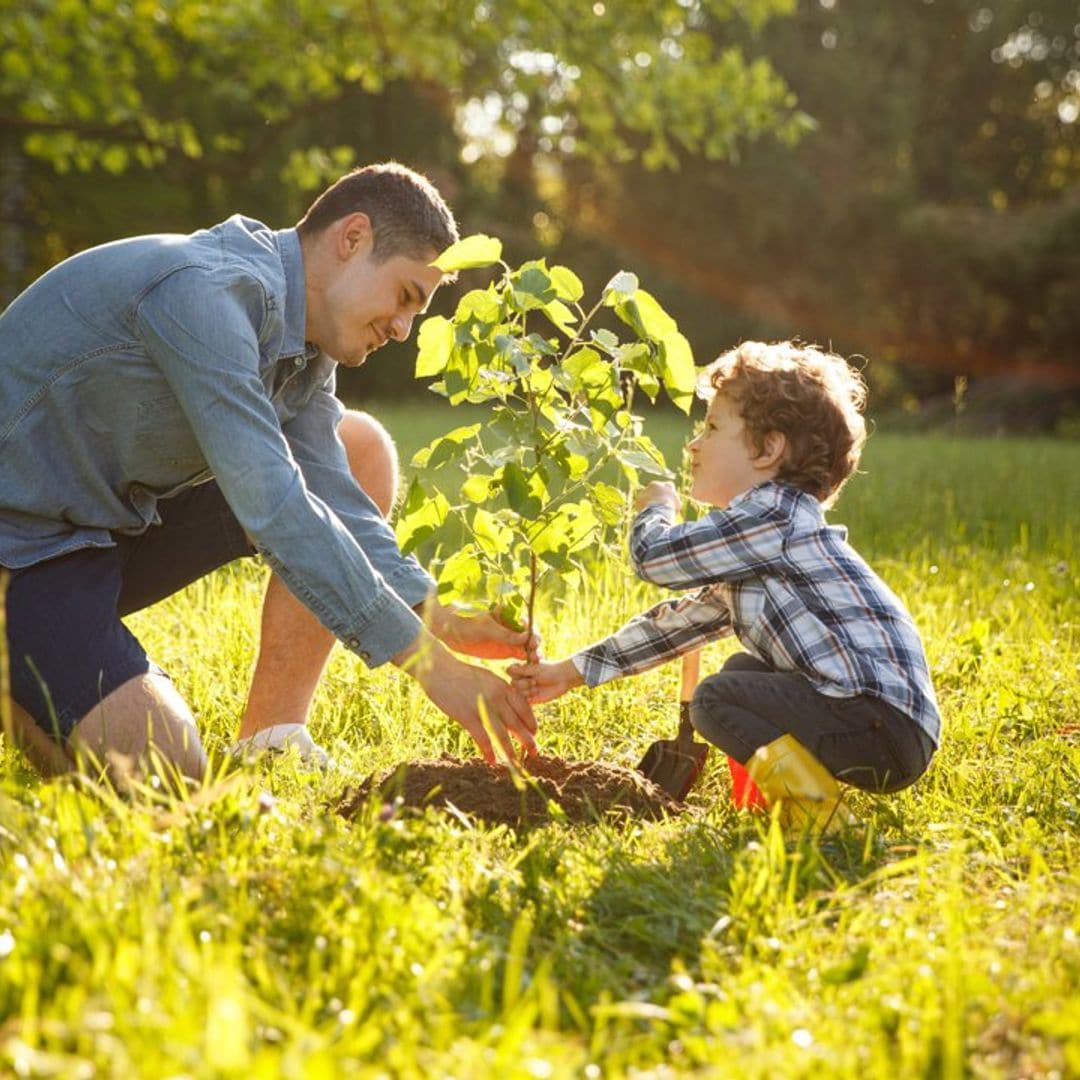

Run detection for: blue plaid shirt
[[572, 481, 941, 744]]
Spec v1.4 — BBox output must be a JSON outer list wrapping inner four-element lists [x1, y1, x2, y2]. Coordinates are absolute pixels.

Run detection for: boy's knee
[[688, 673, 755, 760], [689, 675, 729, 735], [337, 410, 399, 517]]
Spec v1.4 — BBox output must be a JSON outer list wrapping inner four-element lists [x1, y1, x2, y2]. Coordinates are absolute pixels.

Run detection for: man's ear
[[757, 431, 787, 470], [337, 212, 374, 260]]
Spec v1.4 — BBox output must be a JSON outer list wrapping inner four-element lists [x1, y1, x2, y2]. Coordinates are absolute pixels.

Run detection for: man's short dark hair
[[296, 162, 458, 262]]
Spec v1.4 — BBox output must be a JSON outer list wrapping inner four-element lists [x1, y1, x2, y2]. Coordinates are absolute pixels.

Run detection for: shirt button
[[346, 637, 360, 649]]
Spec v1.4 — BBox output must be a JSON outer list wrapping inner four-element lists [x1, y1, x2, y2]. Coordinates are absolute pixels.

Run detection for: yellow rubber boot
[[746, 734, 855, 833]]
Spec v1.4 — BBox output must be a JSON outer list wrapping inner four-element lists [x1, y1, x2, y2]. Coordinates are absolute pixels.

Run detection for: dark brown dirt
[[338, 754, 682, 826]]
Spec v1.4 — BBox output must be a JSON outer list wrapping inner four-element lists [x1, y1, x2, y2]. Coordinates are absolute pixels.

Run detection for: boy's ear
[[757, 431, 787, 469]]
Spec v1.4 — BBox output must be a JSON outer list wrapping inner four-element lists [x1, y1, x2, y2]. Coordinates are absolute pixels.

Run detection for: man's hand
[[635, 480, 681, 515], [395, 630, 538, 764], [507, 658, 584, 705], [422, 600, 541, 662]]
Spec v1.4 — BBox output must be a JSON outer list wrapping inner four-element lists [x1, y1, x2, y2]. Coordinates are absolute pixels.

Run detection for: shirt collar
[[276, 227, 314, 359], [732, 480, 826, 523]]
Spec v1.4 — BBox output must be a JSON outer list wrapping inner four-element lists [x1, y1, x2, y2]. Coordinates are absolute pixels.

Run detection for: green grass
[[1, 405, 1078, 1078]]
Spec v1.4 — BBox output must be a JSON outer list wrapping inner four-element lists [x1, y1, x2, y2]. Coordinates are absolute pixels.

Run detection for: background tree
[[2, 0, 1077, 417]]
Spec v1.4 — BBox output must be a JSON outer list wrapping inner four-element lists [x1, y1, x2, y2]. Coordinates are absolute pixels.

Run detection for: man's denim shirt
[[0, 215, 433, 666]]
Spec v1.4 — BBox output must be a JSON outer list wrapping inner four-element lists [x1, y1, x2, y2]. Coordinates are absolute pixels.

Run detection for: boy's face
[[687, 395, 784, 507]]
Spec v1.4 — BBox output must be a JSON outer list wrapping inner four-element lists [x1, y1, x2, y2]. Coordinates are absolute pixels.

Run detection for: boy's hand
[[507, 658, 584, 704], [422, 600, 541, 662], [635, 481, 681, 515]]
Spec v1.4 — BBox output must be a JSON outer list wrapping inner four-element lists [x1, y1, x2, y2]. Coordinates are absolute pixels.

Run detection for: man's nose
[[390, 312, 414, 342]]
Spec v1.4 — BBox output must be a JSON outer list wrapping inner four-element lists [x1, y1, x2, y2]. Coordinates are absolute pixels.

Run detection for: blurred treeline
[[1, 0, 1077, 424]]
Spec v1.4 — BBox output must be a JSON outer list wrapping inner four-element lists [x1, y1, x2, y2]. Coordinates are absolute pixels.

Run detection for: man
[[0, 162, 537, 781]]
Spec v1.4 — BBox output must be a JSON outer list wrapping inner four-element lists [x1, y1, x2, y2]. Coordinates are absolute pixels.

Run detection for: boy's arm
[[509, 587, 731, 702], [508, 586, 731, 701], [572, 584, 733, 687], [630, 494, 790, 589]]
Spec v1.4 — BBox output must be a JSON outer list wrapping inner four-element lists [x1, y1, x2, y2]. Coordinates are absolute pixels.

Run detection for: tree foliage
[[552, 0, 1080, 387], [0, 0, 807, 177]]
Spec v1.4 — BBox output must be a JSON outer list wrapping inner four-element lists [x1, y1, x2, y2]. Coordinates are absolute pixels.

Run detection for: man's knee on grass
[[69, 672, 207, 787]]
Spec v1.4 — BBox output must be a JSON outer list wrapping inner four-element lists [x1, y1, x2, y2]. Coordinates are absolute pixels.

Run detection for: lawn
[[1, 403, 1077, 1078]]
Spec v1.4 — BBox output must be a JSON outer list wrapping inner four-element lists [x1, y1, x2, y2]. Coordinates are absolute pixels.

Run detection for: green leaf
[[494, 333, 533, 376], [525, 333, 559, 357], [549, 265, 584, 303], [461, 473, 496, 503], [616, 288, 677, 341], [436, 546, 484, 599], [602, 271, 638, 306], [526, 364, 555, 398], [590, 482, 626, 526], [621, 439, 674, 479], [490, 590, 526, 633], [590, 328, 620, 353], [455, 288, 503, 325], [445, 346, 481, 405], [395, 490, 450, 554], [401, 475, 427, 516], [660, 331, 697, 414], [563, 347, 608, 389], [433, 234, 503, 272], [510, 263, 557, 311], [619, 341, 661, 400], [530, 501, 598, 560], [426, 424, 481, 468], [543, 299, 577, 334], [472, 508, 513, 557], [415, 316, 454, 378], [502, 462, 543, 518]]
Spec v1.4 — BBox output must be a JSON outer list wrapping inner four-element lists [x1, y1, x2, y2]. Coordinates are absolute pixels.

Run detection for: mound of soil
[[338, 754, 682, 826]]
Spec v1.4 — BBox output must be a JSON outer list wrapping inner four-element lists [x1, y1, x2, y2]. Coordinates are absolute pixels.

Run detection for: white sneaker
[[230, 723, 333, 769]]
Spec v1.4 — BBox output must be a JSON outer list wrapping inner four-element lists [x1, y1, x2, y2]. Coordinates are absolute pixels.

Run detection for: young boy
[[509, 341, 939, 805]]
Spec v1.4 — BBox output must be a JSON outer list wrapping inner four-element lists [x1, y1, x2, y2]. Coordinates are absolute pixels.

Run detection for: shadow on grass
[[447, 803, 903, 1017]]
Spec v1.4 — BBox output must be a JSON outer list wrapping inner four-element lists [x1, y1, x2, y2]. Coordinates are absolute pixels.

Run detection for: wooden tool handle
[[679, 648, 701, 704]]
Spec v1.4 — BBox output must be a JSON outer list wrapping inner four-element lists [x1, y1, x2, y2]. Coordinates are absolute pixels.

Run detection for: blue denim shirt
[[0, 215, 433, 666]]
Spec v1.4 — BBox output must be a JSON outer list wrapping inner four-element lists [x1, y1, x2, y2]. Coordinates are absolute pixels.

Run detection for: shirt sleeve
[[629, 493, 791, 589], [281, 380, 436, 610], [133, 265, 422, 667], [571, 585, 734, 687]]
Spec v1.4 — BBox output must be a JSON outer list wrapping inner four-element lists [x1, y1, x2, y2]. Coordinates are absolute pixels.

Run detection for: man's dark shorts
[[3, 482, 253, 741]]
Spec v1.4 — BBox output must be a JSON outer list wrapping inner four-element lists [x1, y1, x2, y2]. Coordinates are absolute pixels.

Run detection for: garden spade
[[637, 649, 710, 801]]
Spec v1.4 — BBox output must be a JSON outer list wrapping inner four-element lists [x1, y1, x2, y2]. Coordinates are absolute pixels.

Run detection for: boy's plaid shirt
[[572, 481, 941, 744]]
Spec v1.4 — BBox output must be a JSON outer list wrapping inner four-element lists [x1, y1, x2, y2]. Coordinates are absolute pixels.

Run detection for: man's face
[[314, 228, 443, 367]]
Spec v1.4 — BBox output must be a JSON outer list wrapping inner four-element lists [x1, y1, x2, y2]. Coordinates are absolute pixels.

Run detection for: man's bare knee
[[337, 409, 398, 517], [69, 672, 207, 784]]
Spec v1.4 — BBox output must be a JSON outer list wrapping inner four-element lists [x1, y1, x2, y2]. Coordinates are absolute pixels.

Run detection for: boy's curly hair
[[699, 341, 868, 506]]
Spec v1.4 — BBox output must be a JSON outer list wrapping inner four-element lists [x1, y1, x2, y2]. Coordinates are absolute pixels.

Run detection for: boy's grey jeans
[[690, 653, 935, 793]]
